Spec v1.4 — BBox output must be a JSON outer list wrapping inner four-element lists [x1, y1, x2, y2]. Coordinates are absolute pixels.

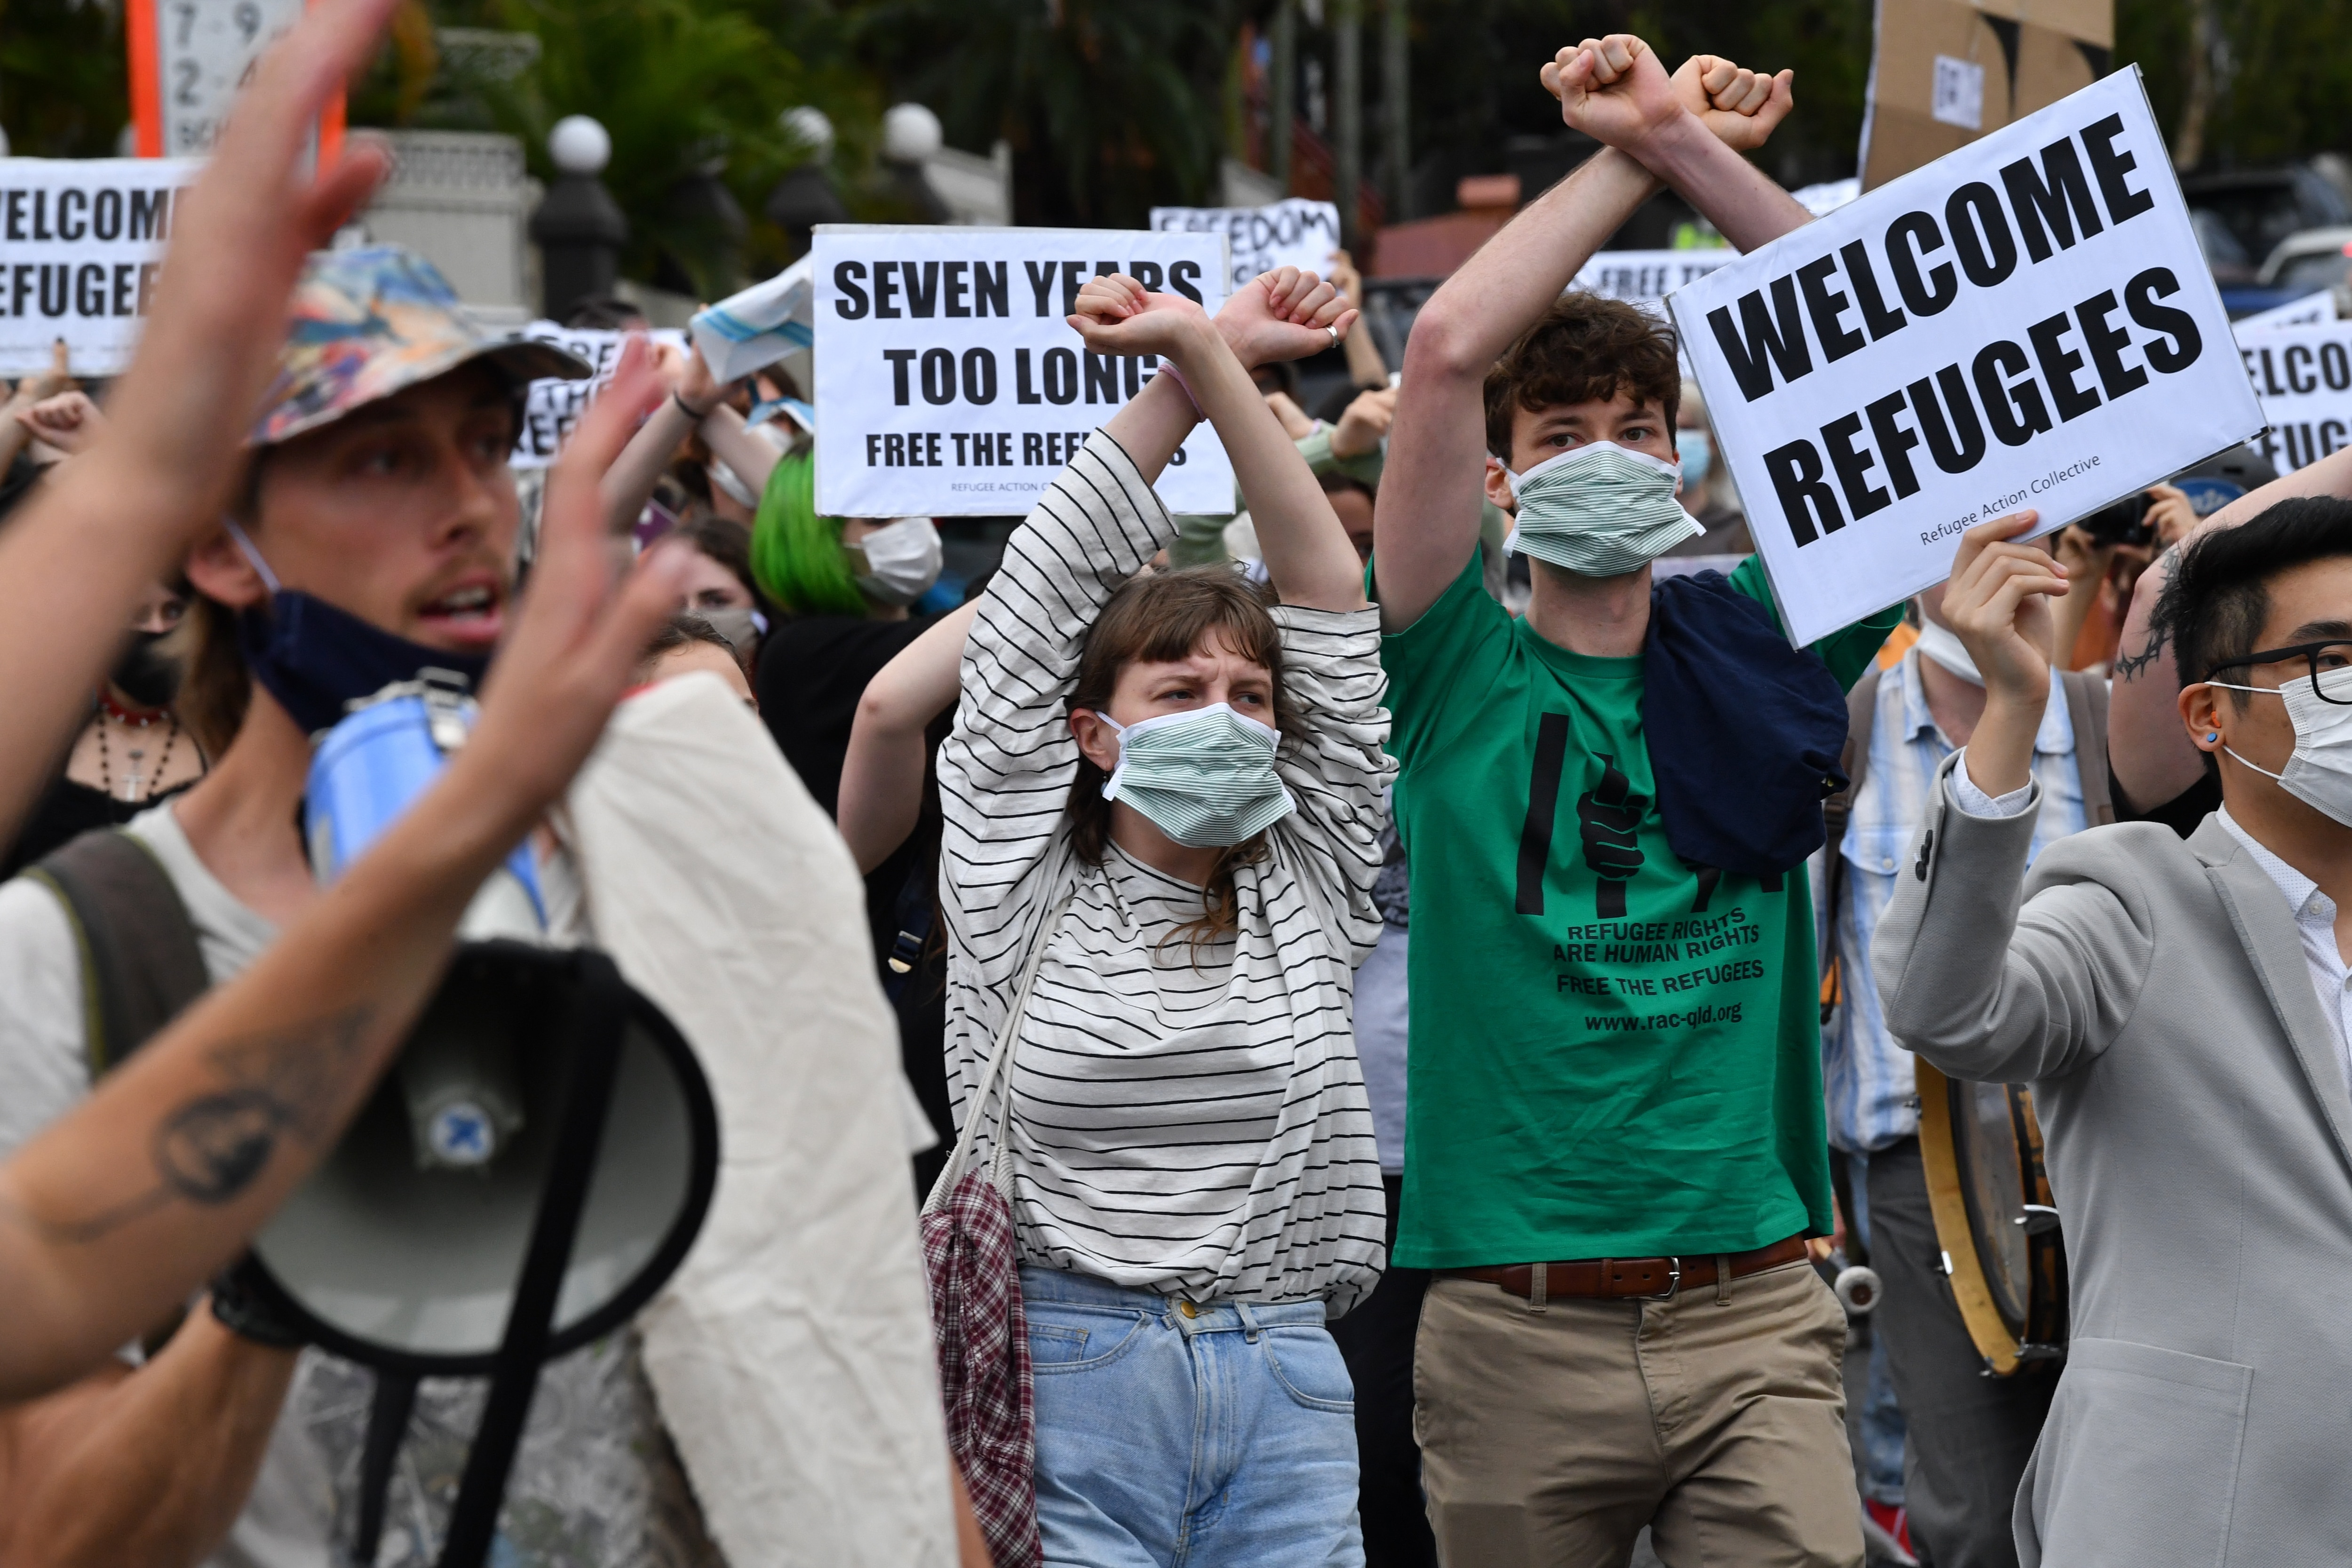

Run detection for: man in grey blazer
[[1872, 499, 2352, 1567]]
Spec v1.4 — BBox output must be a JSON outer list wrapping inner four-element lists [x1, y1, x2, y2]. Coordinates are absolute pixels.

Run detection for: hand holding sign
[[1944, 511, 2069, 796]]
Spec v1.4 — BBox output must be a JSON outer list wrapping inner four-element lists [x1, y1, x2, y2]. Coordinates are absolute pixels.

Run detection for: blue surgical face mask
[[1502, 440, 1705, 577], [1676, 428, 1714, 486], [1092, 702, 1296, 849], [227, 521, 490, 735]]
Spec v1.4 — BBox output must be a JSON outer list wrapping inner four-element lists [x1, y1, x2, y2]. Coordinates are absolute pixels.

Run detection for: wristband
[[209, 1253, 310, 1349], [673, 389, 717, 422], [1152, 359, 1204, 416]]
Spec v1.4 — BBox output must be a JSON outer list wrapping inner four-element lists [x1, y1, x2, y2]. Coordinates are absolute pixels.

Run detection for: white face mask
[[1912, 615, 1984, 686], [2209, 664, 2352, 827], [848, 516, 944, 607], [707, 461, 758, 509], [1501, 440, 1704, 577]]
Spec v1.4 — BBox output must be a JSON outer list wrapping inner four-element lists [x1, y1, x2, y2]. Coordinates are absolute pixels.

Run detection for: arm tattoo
[[4, 1006, 375, 1244]]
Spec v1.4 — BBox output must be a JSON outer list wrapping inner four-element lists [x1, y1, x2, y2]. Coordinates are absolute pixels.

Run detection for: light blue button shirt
[[1816, 650, 2090, 1153]]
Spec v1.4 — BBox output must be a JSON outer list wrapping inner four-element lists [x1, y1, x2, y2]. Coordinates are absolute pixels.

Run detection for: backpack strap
[[1819, 666, 1886, 1025], [2059, 669, 2117, 827], [23, 828, 208, 1079]]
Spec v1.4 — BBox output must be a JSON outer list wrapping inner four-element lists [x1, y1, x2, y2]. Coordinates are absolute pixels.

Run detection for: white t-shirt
[[0, 804, 715, 1568]]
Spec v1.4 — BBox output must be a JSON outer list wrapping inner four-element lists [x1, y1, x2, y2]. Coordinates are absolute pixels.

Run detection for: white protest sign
[[1572, 250, 1733, 303], [811, 225, 1234, 517], [505, 321, 690, 468], [1670, 69, 2260, 647], [0, 158, 201, 376], [137, 0, 306, 156], [2233, 320, 2352, 474], [2232, 289, 2340, 336], [1150, 199, 1340, 294]]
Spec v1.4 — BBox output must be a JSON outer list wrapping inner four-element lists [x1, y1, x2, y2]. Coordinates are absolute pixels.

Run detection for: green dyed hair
[[750, 450, 868, 617]]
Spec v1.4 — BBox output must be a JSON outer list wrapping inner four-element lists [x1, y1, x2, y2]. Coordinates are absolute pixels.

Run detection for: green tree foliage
[[346, 0, 873, 293], [1, 0, 129, 158], [850, 0, 1240, 227], [2122, 0, 2352, 170]]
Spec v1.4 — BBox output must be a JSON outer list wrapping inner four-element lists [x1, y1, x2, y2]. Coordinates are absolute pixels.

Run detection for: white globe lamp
[[548, 115, 612, 177]]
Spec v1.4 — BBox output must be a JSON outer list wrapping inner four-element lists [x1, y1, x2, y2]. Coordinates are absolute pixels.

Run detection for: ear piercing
[[2207, 732, 2220, 743]]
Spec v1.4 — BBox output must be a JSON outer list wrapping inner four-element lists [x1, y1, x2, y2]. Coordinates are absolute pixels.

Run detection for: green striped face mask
[[1504, 439, 1705, 577], [1093, 702, 1296, 849]]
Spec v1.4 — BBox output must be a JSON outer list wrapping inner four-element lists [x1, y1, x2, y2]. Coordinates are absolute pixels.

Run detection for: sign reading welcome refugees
[[1670, 69, 2259, 647], [506, 321, 690, 468], [2235, 320, 2352, 475], [0, 158, 201, 376], [812, 225, 1234, 517], [1149, 199, 1341, 294]]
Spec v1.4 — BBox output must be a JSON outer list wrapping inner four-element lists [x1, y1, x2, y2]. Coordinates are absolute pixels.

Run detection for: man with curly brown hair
[[1372, 36, 1901, 1566]]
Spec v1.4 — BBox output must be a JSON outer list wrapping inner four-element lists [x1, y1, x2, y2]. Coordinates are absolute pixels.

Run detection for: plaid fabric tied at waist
[[920, 892, 1069, 1568], [923, 1169, 1039, 1568]]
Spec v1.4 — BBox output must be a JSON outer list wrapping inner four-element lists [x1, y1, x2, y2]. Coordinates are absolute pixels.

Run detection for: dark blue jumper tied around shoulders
[[1640, 570, 1852, 879]]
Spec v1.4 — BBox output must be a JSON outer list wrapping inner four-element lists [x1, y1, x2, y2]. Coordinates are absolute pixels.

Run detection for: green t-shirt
[[1382, 554, 1898, 1268]]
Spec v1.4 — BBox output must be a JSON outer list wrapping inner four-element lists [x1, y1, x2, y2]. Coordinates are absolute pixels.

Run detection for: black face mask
[[238, 591, 491, 735], [110, 629, 183, 709]]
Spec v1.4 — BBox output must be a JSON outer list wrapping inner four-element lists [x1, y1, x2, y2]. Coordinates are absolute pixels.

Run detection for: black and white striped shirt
[[938, 431, 1394, 1312]]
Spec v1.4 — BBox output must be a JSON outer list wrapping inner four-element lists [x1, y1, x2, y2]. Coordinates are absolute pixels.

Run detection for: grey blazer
[[1872, 753, 2352, 1568]]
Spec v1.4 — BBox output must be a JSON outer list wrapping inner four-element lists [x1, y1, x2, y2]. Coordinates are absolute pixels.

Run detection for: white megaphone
[[244, 674, 719, 1568]]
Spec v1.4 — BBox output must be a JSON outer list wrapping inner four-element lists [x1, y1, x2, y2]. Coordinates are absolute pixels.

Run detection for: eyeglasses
[[2204, 640, 2352, 704]]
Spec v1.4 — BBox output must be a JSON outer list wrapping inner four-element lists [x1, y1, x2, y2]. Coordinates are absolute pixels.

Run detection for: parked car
[[2259, 226, 2352, 295], [2183, 165, 2352, 285]]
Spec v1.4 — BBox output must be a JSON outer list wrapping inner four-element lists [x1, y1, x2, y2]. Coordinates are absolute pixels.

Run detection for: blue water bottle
[[306, 669, 543, 1170]]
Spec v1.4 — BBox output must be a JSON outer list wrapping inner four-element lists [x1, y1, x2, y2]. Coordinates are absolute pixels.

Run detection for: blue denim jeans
[[1021, 1266, 1365, 1568]]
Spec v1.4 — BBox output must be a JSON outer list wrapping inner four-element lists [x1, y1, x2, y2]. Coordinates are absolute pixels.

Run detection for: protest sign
[[127, 0, 342, 160], [0, 158, 201, 376], [506, 320, 689, 467], [811, 225, 1234, 517], [2233, 289, 2340, 336], [1570, 250, 1733, 315], [1149, 199, 1340, 294], [1858, 0, 2112, 191], [1670, 69, 2259, 647], [2233, 320, 2352, 474]]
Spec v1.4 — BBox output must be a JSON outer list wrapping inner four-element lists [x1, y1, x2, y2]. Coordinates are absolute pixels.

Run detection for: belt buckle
[[1619, 1257, 1680, 1300]]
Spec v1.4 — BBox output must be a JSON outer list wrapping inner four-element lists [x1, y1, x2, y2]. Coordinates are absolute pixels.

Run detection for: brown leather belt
[[1441, 1236, 1811, 1302]]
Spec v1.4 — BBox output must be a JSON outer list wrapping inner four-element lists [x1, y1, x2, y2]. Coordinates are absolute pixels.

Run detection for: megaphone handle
[[353, 1368, 420, 1567], [435, 952, 632, 1568]]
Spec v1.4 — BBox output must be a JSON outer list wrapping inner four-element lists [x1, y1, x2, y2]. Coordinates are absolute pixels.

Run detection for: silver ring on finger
[[1327, 324, 1341, 347]]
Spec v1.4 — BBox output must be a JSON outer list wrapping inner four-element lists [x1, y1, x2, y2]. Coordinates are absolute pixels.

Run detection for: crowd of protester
[[1, 4, 2349, 1567]]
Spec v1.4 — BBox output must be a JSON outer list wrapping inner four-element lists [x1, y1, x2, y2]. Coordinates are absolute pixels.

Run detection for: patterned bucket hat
[[251, 245, 590, 446]]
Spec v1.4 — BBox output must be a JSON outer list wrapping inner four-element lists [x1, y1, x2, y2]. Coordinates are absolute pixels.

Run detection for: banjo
[[1915, 1059, 2067, 1375]]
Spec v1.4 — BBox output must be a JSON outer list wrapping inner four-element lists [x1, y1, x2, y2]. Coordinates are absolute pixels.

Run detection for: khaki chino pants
[[1413, 1258, 1864, 1568]]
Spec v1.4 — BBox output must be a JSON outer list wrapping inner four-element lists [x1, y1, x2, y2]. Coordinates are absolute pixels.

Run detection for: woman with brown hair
[[900, 265, 1393, 1563]]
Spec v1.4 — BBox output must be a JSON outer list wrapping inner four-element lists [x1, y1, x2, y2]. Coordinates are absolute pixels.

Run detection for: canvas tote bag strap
[[921, 891, 1075, 1217]]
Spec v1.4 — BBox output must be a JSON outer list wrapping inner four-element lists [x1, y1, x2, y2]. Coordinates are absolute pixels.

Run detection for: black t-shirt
[[2112, 752, 2223, 839], [2, 774, 195, 880], [754, 613, 956, 1174]]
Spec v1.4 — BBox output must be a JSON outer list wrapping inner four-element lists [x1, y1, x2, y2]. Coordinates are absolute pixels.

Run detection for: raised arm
[[1071, 270, 1364, 610], [2111, 444, 2352, 809], [1559, 40, 1808, 253], [1373, 39, 1791, 631], [1870, 517, 2145, 1084], [0, 0, 394, 850], [839, 600, 981, 873], [0, 354, 687, 1401]]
